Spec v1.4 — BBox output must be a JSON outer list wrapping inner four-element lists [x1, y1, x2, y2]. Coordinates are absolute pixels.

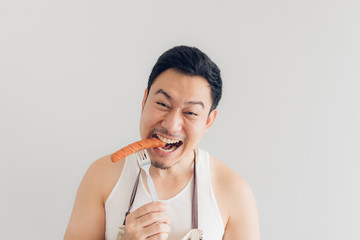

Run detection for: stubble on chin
[[151, 160, 180, 170]]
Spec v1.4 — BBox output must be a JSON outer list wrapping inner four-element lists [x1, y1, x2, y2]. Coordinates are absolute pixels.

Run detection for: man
[[64, 46, 261, 239]]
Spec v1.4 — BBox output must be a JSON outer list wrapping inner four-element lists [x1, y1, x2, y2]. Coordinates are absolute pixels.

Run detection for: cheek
[[185, 120, 207, 139], [140, 107, 163, 130], [140, 108, 153, 135]]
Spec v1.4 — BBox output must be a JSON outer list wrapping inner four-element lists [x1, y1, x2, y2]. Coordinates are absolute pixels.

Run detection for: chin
[[151, 161, 171, 170], [151, 162, 170, 170]]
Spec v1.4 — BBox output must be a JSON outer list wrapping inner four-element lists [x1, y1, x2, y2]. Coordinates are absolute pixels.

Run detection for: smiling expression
[[139, 68, 217, 169]]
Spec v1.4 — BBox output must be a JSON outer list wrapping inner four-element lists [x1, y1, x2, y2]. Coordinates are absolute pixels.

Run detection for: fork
[[136, 149, 158, 201]]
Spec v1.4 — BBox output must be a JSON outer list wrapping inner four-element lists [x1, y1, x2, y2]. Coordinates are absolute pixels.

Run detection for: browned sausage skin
[[111, 138, 166, 162]]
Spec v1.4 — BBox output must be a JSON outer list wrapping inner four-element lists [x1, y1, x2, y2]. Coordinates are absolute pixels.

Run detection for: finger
[[141, 211, 171, 227], [146, 232, 169, 240], [145, 223, 171, 239], [124, 221, 170, 240], [130, 201, 169, 220]]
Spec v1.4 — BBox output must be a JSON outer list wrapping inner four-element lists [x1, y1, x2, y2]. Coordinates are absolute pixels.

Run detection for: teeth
[[157, 134, 180, 144]]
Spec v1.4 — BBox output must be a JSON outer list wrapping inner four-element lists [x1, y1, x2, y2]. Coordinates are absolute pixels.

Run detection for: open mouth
[[153, 134, 183, 152]]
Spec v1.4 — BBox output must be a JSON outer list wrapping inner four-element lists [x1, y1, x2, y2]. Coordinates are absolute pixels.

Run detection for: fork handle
[[145, 170, 159, 201]]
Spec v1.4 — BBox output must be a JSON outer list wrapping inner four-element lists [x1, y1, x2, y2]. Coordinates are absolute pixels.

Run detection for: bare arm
[[222, 176, 261, 240], [211, 157, 261, 240], [64, 156, 123, 240]]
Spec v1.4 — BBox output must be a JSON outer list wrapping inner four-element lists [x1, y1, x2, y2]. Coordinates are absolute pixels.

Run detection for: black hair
[[147, 46, 222, 112]]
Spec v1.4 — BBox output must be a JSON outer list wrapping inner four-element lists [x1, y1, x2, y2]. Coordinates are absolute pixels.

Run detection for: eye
[[185, 111, 198, 116], [156, 102, 168, 108]]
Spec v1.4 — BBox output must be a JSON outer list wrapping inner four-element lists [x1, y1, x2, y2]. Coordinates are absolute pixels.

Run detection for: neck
[[148, 149, 197, 200]]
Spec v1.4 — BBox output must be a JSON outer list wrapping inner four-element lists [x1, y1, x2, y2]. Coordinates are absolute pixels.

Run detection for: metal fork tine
[[143, 150, 147, 160], [140, 149, 145, 160], [137, 150, 143, 161], [143, 149, 149, 159]]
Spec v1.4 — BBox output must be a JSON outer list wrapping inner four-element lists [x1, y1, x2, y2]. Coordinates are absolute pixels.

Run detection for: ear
[[142, 88, 148, 110], [205, 109, 217, 131]]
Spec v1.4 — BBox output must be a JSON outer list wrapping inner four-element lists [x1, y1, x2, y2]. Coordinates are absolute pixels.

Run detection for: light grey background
[[1, 0, 359, 239]]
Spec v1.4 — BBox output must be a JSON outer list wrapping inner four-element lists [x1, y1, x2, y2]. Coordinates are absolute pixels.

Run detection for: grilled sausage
[[111, 138, 166, 162]]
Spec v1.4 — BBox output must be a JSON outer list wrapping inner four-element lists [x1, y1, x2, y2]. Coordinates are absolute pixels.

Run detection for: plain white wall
[[1, 0, 359, 239]]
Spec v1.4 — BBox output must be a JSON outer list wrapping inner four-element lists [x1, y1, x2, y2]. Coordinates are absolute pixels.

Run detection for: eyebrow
[[155, 89, 172, 100], [187, 100, 204, 109], [155, 88, 204, 109]]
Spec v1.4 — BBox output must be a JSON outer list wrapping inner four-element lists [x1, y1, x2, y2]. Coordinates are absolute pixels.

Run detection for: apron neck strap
[[191, 150, 198, 229], [123, 169, 141, 225]]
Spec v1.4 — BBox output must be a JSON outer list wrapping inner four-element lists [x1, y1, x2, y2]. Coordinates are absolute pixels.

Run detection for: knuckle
[[125, 222, 136, 233], [165, 224, 171, 232], [147, 212, 156, 220], [133, 232, 142, 239], [158, 232, 169, 240], [154, 224, 162, 232], [153, 201, 167, 209], [153, 223, 169, 233]]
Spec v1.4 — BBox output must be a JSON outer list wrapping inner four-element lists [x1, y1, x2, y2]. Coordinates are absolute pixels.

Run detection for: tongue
[[164, 143, 175, 150]]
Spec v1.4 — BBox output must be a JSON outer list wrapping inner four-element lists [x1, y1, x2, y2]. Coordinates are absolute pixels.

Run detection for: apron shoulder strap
[[192, 150, 198, 229], [123, 168, 141, 225]]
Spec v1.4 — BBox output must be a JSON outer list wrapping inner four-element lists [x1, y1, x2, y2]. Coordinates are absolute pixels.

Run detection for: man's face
[[139, 68, 217, 169]]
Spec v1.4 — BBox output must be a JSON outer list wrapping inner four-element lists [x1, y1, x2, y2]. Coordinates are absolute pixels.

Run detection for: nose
[[160, 109, 183, 134]]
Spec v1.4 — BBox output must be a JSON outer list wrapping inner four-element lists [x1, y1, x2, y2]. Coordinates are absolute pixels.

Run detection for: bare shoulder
[[85, 154, 126, 203], [210, 155, 249, 191], [210, 156, 253, 212], [209, 155, 261, 240], [64, 155, 125, 239]]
